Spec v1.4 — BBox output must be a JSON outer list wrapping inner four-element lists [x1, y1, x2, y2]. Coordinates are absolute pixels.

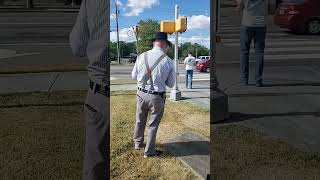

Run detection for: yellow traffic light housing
[[160, 20, 175, 34], [175, 16, 187, 32]]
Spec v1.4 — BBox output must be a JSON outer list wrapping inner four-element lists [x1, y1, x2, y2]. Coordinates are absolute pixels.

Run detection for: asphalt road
[[0, 11, 87, 69]]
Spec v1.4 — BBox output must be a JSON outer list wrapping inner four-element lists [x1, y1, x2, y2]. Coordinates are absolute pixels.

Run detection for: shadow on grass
[[213, 111, 320, 124], [111, 92, 136, 96]]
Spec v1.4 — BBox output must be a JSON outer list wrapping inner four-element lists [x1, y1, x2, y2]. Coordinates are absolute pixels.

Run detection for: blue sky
[[110, 0, 210, 48]]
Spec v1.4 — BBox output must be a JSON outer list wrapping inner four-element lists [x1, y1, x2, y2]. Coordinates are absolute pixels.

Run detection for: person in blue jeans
[[236, 0, 276, 87], [184, 52, 196, 89]]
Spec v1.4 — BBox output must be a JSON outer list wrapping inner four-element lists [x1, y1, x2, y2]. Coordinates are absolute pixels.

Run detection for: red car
[[196, 58, 210, 72], [273, 0, 320, 34]]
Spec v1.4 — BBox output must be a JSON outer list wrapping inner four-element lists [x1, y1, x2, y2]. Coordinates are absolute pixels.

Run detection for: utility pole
[[196, 46, 198, 59], [170, 4, 182, 101], [210, 0, 229, 123], [71, 0, 75, 8], [132, 26, 139, 55], [26, 0, 33, 8], [115, 1, 121, 64]]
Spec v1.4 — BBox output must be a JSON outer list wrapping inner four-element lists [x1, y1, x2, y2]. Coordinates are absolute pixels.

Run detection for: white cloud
[[110, 13, 116, 20], [125, 0, 159, 16], [110, 27, 136, 42], [168, 35, 210, 48], [187, 15, 210, 30], [115, 0, 123, 7]]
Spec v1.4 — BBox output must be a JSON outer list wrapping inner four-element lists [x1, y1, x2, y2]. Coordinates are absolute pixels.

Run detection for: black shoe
[[256, 82, 263, 87], [143, 150, 163, 158]]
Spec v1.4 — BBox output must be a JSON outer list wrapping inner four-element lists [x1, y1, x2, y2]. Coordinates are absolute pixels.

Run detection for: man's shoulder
[[163, 55, 174, 66]]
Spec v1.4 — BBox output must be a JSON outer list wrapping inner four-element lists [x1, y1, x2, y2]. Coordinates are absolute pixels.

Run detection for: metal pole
[[71, 0, 74, 8], [170, 4, 182, 101], [210, 0, 229, 123], [26, 0, 33, 8], [211, 0, 219, 89], [115, 1, 121, 64], [133, 26, 139, 55]]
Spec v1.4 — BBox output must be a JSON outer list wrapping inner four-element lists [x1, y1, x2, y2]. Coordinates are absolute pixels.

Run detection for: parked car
[[273, 0, 320, 34], [196, 58, 210, 72], [196, 56, 210, 64]]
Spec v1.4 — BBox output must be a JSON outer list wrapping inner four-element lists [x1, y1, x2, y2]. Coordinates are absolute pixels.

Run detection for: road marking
[[264, 53, 320, 60], [0, 53, 41, 60], [0, 43, 70, 46], [0, 49, 16, 56], [0, 23, 74, 25], [179, 73, 210, 81], [264, 47, 320, 53], [221, 38, 306, 43], [224, 41, 320, 47], [221, 33, 290, 37]]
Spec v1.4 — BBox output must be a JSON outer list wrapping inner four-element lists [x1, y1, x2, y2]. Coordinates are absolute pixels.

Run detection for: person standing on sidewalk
[[183, 52, 197, 89], [69, 0, 109, 179], [236, 0, 276, 87], [131, 32, 175, 158]]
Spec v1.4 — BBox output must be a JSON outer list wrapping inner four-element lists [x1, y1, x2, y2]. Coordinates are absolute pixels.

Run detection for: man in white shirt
[[69, 0, 109, 179], [184, 52, 197, 89], [131, 32, 175, 158]]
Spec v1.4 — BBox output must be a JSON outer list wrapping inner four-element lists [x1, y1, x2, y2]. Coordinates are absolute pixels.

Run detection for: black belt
[[138, 87, 165, 97], [90, 81, 109, 97]]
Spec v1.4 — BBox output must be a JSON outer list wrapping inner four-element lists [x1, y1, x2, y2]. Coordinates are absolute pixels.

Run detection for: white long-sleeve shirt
[[131, 47, 175, 93], [69, 0, 108, 86]]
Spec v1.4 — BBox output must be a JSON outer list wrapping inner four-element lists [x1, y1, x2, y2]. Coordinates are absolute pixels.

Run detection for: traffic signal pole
[[210, 0, 229, 123], [115, 1, 121, 64], [170, 4, 182, 101]]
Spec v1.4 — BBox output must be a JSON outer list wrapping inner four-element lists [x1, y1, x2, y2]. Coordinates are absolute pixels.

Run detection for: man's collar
[[152, 46, 165, 52]]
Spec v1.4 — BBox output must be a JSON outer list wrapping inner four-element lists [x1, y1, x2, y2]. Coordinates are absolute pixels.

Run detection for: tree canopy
[[110, 19, 209, 61]]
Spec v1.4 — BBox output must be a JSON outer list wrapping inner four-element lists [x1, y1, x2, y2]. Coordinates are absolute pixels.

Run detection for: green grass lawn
[[1, 90, 320, 180], [0, 91, 87, 179]]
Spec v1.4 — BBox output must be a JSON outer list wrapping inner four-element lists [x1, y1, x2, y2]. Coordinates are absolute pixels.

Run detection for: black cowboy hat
[[151, 32, 172, 47]]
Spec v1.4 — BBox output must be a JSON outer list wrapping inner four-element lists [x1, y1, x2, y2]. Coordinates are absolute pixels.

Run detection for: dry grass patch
[[111, 91, 209, 180], [211, 125, 320, 180]]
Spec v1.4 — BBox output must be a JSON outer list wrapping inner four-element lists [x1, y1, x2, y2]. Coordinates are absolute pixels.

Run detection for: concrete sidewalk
[[111, 83, 210, 110], [0, 71, 210, 111], [214, 64, 320, 153]]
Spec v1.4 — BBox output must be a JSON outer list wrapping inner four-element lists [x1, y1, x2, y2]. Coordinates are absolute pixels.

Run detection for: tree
[[136, 19, 175, 59], [136, 19, 160, 53], [119, 41, 136, 57], [180, 42, 209, 59], [110, 41, 136, 61]]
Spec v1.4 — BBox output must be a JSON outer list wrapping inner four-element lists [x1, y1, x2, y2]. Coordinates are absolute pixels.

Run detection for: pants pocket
[[85, 103, 98, 113]]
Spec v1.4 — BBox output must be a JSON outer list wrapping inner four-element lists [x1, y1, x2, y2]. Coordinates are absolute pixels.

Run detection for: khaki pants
[[133, 91, 166, 156], [82, 88, 109, 180]]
